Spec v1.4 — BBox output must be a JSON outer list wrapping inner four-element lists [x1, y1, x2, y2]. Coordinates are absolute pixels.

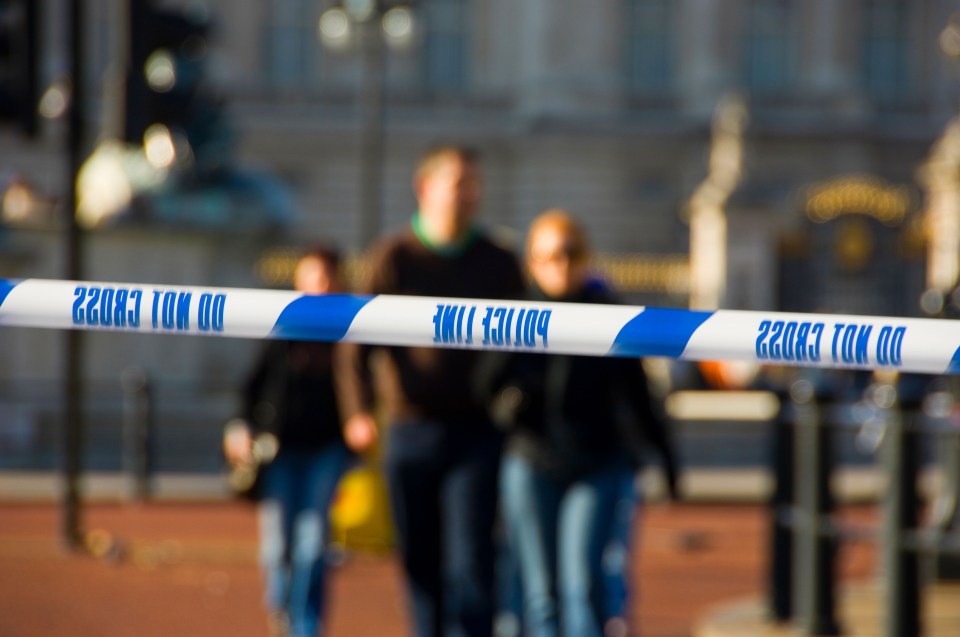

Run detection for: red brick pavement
[[0, 501, 878, 637]]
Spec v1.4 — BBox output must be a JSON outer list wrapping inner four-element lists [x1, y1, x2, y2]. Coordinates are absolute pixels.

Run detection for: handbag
[[225, 423, 279, 500]]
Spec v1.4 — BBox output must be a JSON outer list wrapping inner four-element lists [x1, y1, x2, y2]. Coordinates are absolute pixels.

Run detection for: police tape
[[1, 277, 959, 375]]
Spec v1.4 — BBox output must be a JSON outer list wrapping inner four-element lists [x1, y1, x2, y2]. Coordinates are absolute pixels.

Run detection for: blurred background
[[2, 0, 959, 480], [2, 2, 960, 635]]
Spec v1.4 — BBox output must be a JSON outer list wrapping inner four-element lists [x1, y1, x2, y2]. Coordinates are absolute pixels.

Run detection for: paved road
[[0, 501, 877, 637]]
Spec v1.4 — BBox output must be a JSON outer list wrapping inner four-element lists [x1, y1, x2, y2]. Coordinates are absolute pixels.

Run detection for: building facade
[[1, 0, 959, 468]]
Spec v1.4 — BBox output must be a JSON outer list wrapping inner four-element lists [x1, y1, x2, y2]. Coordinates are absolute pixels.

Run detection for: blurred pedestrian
[[481, 209, 679, 637], [336, 144, 525, 637], [224, 245, 354, 637]]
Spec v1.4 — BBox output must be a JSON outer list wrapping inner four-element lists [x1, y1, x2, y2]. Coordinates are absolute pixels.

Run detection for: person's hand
[[223, 418, 253, 466], [344, 412, 379, 453]]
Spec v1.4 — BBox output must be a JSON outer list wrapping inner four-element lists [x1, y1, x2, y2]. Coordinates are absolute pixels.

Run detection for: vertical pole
[[769, 385, 795, 621], [21, 0, 39, 137], [122, 367, 153, 502], [357, 14, 384, 249], [62, 0, 86, 550], [793, 376, 840, 635], [810, 391, 839, 636], [883, 381, 922, 637]]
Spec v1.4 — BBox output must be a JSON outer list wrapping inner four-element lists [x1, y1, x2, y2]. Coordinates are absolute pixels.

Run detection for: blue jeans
[[259, 443, 352, 637], [385, 421, 502, 637], [602, 471, 642, 635], [500, 454, 632, 637]]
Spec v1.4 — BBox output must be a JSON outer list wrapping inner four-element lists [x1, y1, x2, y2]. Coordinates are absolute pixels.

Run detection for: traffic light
[[0, 0, 39, 137], [124, 0, 226, 176]]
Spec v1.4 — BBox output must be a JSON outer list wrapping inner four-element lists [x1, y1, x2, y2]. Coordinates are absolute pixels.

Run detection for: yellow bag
[[329, 464, 394, 554]]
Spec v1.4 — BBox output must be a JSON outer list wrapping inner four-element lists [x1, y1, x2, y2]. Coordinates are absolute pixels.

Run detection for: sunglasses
[[529, 241, 587, 264]]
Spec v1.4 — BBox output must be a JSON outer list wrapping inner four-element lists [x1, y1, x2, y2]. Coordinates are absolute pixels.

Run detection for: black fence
[[768, 370, 960, 637]]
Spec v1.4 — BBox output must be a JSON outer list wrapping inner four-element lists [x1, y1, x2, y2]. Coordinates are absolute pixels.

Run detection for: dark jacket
[[336, 224, 526, 425], [480, 284, 678, 485], [243, 340, 345, 450]]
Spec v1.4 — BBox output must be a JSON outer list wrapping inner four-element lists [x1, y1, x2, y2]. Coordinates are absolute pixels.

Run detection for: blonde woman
[[485, 210, 678, 637]]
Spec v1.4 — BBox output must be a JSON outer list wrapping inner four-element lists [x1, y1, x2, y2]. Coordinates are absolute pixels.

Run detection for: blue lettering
[[442, 305, 458, 343], [74, 286, 146, 329], [99, 288, 114, 327], [113, 288, 128, 327], [537, 310, 551, 348], [432, 304, 443, 343], [456, 306, 466, 344], [795, 322, 810, 361], [129, 289, 142, 328], [877, 326, 891, 365], [481, 307, 493, 345], [523, 310, 538, 347], [73, 286, 86, 324], [782, 322, 797, 361], [85, 287, 101, 326], [151, 291, 161, 329], [769, 321, 784, 359], [876, 325, 906, 367], [465, 306, 475, 344], [831, 323, 844, 363], [891, 326, 905, 366], [514, 309, 526, 346], [810, 323, 823, 362], [176, 292, 191, 330], [756, 320, 771, 358], [212, 294, 225, 332], [842, 324, 857, 363], [198, 293, 212, 332], [162, 291, 176, 329], [855, 325, 872, 365], [492, 307, 506, 345], [504, 309, 515, 344]]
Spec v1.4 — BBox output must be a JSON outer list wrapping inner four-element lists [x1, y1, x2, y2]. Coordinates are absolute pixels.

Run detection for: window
[[420, 0, 469, 95], [261, 0, 469, 98], [742, 0, 795, 97], [861, 0, 913, 106], [263, 0, 323, 91], [624, 0, 674, 98]]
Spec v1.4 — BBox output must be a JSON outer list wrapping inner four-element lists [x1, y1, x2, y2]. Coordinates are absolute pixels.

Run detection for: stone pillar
[[922, 115, 960, 293], [688, 94, 748, 310]]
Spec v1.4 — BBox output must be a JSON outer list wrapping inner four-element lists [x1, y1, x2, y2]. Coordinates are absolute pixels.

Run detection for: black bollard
[[121, 367, 154, 502], [793, 372, 841, 636], [769, 384, 795, 622], [882, 375, 923, 637]]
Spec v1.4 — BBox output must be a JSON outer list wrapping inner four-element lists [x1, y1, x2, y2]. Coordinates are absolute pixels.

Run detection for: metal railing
[[768, 370, 960, 636]]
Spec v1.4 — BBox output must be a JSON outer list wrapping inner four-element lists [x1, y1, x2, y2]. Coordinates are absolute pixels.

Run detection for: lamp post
[[318, 0, 415, 249], [63, 0, 87, 550]]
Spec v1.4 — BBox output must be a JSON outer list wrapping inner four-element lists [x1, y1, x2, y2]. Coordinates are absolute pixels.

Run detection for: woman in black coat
[[485, 210, 679, 637], [223, 246, 354, 637]]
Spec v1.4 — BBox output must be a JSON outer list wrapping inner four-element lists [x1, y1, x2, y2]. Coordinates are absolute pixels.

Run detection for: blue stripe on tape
[[948, 347, 960, 374], [0, 279, 17, 309], [609, 307, 713, 358], [270, 294, 371, 342]]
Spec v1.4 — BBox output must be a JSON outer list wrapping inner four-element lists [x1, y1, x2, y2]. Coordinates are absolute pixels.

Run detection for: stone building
[[1, 0, 959, 470]]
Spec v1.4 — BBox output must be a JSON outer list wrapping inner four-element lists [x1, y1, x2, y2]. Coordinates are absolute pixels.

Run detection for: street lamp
[[318, 0, 416, 249]]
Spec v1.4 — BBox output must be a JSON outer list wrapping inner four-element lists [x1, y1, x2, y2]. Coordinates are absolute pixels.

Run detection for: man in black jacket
[[337, 145, 525, 637]]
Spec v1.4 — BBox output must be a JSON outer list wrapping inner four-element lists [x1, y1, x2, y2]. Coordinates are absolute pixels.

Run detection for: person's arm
[[335, 341, 379, 452], [620, 359, 680, 500], [224, 343, 277, 466], [334, 242, 397, 452]]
